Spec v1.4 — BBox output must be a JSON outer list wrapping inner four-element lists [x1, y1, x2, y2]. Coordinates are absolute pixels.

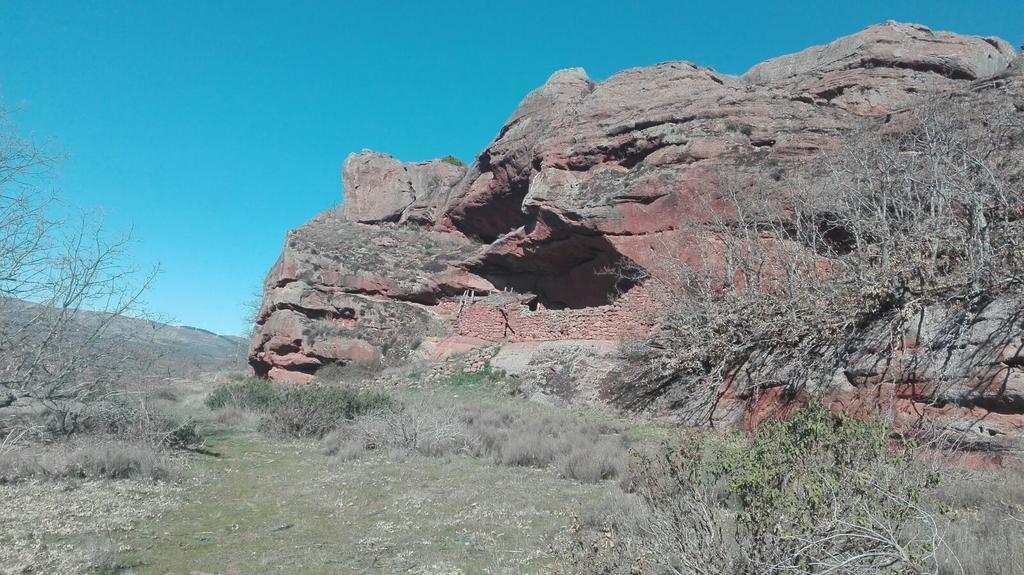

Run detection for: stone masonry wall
[[437, 286, 665, 342]]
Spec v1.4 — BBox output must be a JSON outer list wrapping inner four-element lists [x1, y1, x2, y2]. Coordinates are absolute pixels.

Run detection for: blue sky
[[1, 1, 1020, 335]]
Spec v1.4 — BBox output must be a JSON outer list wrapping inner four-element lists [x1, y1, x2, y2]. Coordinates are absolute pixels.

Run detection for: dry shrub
[[563, 406, 946, 574], [82, 537, 123, 574], [62, 442, 172, 480], [559, 441, 631, 484], [323, 401, 476, 459], [76, 396, 202, 450], [204, 379, 394, 439], [0, 386, 194, 485], [257, 384, 394, 439], [323, 398, 630, 483], [0, 439, 173, 483], [934, 467, 1024, 575], [207, 404, 262, 431], [614, 96, 1024, 419], [563, 440, 733, 575], [938, 513, 1024, 575], [313, 360, 383, 384]]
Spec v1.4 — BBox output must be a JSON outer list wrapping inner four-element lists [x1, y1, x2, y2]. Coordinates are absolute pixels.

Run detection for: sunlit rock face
[[250, 22, 1023, 450]]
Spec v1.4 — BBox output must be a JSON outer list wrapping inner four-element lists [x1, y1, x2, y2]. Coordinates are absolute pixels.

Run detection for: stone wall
[[438, 286, 664, 343]]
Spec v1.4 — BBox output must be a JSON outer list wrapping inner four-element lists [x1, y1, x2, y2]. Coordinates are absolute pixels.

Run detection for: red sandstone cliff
[[250, 23, 1023, 448]]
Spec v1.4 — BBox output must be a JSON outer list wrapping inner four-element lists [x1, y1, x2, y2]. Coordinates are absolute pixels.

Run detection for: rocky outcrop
[[706, 295, 1024, 451], [249, 208, 488, 382], [744, 23, 1016, 102], [250, 22, 1023, 448], [342, 152, 466, 225]]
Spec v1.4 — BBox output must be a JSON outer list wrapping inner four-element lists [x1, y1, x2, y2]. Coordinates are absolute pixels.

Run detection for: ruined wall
[[438, 286, 665, 343]]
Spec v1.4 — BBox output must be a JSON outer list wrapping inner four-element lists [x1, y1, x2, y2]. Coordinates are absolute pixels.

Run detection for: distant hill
[[1, 298, 248, 378]]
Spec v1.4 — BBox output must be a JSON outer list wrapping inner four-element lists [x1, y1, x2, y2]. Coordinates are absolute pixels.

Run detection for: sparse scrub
[[614, 98, 1024, 419], [558, 440, 628, 483], [257, 384, 394, 439], [324, 401, 477, 458], [437, 364, 500, 388], [207, 403, 263, 430], [82, 537, 123, 574], [563, 406, 946, 574], [0, 439, 173, 483], [204, 378, 394, 438], [78, 396, 201, 448], [933, 467, 1024, 575], [440, 154, 466, 167], [323, 394, 630, 483], [313, 360, 383, 384], [205, 377, 279, 410]]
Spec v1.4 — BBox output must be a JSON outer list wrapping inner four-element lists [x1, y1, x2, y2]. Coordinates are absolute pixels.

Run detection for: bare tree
[[0, 109, 155, 431], [612, 92, 1024, 424]]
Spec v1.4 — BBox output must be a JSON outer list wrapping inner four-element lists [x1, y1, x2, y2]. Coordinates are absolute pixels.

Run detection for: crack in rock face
[[249, 21, 1024, 449]]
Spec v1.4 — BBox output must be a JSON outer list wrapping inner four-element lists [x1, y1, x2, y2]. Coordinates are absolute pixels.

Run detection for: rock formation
[[250, 23, 1023, 447]]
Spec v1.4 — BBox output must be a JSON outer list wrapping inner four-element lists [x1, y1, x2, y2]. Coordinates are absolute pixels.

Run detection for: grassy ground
[[4, 370, 1023, 574], [117, 433, 612, 574]]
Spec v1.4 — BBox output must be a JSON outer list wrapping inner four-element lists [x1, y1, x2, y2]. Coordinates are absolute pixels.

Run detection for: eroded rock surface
[[251, 22, 1023, 447], [342, 151, 466, 225]]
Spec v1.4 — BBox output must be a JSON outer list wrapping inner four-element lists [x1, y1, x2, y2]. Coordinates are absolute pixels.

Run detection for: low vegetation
[[3, 367, 1023, 573], [933, 466, 1024, 574], [205, 377, 393, 438], [615, 99, 1024, 419], [0, 439, 173, 483], [259, 384, 394, 438], [115, 434, 610, 574], [204, 377, 279, 411], [566, 407, 940, 574], [203, 371, 633, 484], [323, 395, 630, 483], [1, 388, 202, 487], [440, 154, 467, 167]]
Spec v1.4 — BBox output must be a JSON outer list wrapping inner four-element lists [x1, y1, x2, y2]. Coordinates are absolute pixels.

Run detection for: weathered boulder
[[342, 151, 466, 225], [744, 22, 1016, 115], [439, 68, 595, 241], [248, 208, 485, 379], [702, 295, 1024, 449]]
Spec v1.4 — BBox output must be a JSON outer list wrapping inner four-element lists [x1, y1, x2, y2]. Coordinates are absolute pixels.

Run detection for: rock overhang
[[247, 22, 1024, 449]]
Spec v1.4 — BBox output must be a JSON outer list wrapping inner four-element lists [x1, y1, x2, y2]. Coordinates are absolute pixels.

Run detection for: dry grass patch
[[934, 466, 1024, 575], [323, 395, 630, 483], [117, 435, 613, 574], [0, 475, 183, 573], [0, 439, 175, 483]]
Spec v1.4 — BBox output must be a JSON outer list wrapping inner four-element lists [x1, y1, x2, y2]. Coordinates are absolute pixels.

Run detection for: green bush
[[205, 377, 394, 439], [258, 384, 394, 439], [440, 154, 466, 167], [205, 378, 279, 411], [565, 406, 943, 574], [438, 365, 498, 388], [715, 406, 939, 572]]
